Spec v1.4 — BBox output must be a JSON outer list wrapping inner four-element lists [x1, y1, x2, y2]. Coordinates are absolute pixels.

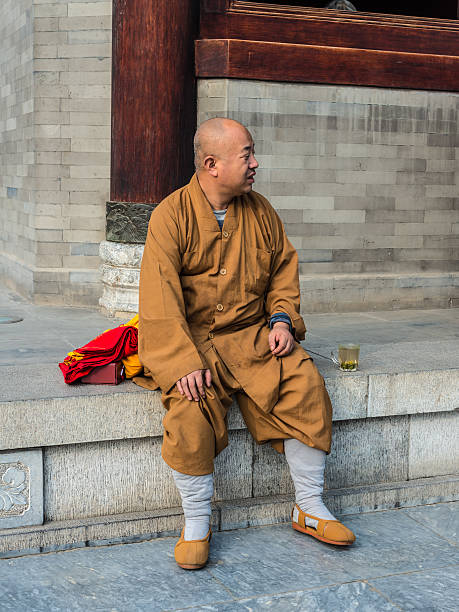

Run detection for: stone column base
[[99, 241, 143, 318]]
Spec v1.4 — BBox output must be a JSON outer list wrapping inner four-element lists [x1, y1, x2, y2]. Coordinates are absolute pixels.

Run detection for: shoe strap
[[293, 504, 328, 537]]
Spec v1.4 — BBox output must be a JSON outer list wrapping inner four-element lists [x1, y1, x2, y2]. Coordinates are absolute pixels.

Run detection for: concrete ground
[[0, 501, 457, 611]]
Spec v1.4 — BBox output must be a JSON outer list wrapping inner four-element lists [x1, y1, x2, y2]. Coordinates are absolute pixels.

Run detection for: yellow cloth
[[65, 314, 143, 379], [120, 315, 143, 378]]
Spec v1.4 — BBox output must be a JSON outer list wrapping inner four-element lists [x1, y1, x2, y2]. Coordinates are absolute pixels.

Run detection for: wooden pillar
[[108, 0, 199, 243]]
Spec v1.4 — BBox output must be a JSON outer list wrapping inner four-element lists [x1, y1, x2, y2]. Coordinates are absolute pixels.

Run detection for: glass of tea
[[331, 343, 360, 372]]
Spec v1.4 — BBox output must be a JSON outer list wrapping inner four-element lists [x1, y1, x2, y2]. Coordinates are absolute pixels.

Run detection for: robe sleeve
[[264, 208, 307, 341], [138, 202, 206, 392]]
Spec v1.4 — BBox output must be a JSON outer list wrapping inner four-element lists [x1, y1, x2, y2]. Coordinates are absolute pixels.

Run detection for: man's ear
[[203, 155, 218, 177]]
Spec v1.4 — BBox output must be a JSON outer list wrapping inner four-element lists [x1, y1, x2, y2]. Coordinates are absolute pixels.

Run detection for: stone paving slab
[[0, 502, 457, 611]]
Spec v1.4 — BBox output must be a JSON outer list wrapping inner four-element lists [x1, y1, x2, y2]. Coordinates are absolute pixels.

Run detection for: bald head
[[193, 117, 258, 208], [194, 118, 251, 171]]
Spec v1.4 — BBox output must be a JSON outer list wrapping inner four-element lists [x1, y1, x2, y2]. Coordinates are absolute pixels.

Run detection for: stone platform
[[0, 285, 458, 556]]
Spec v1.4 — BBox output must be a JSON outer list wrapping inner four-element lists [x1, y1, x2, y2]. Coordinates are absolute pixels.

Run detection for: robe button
[[222, 231, 229, 238], [220, 268, 227, 275], [216, 304, 224, 311], [208, 332, 214, 339]]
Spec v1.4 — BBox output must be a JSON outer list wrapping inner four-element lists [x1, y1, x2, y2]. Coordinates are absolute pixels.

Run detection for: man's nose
[[249, 154, 259, 168]]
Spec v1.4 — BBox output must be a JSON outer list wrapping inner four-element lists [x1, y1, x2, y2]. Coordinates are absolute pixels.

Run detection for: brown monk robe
[[138, 119, 355, 568], [137, 145, 332, 478]]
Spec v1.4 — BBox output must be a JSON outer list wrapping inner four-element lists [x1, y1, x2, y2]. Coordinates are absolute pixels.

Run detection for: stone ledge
[[0, 474, 457, 557], [1, 362, 458, 451], [299, 271, 459, 313]]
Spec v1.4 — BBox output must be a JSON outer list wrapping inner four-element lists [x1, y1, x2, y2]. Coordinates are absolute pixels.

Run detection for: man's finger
[[272, 334, 287, 354], [277, 343, 291, 356], [204, 369, 212, 387], [187, 374, 200, 402], [195, 371, 205, 398], [177, 380, 184, 395], [278, 336, 295, 356], [181, 377, 193, 401]]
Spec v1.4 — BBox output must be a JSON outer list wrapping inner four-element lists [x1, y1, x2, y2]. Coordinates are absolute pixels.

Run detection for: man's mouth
[[247, 173, 255, 183]]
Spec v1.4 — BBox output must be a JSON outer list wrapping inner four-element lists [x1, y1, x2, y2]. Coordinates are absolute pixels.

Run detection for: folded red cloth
[[59, 325, 138, 384]]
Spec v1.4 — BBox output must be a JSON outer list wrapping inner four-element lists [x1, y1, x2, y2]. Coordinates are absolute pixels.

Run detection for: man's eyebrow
[[241, 144, 254, 153]]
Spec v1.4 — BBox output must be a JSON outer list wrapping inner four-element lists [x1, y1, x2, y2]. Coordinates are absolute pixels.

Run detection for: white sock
[[172, 469, 213, 541], [284, 438, 336, 522]]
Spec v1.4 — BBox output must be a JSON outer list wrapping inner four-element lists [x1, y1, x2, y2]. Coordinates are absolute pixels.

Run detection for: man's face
[[216, 127, 259, 198]]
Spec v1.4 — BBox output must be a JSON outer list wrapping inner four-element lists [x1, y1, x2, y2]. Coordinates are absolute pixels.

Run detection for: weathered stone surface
[[214, 430, 253, 502], [408, 411, 459, 479], [325, 374, 368, 421], [194, 583, 399, 612], [218, 495, 294, 531], [370, 566, 459, 612], [43, 437, 179, 521], [99, 283, 139, 316], [106, 201, 156, 244], [252, 442, 294, 498], [42, 431, 252, 522], [0, 379, 165, 451], [325, 416, 409, 489], [100, 264, 140, 289], [99, 240, 143, 315], [0, 450, 43, 530], [99, 240, 144, 267], [327, 474, 459, 516], [368, 369, 459, 417]]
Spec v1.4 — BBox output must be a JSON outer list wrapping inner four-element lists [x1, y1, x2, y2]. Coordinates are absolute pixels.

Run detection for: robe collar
[[188, 173, 239, 231]]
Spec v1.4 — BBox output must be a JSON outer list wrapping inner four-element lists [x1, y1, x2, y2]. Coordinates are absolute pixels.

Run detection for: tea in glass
[[338, 344, 360, 371]]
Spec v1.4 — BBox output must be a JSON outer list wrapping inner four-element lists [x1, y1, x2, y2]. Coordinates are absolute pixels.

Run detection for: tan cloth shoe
[[174, 528, 212, 570], [292, 504, 356, 546]]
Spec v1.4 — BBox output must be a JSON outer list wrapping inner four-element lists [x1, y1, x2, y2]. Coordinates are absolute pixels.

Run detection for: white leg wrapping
[[284, 439, 336, 521], [172, 469, 214, 541]]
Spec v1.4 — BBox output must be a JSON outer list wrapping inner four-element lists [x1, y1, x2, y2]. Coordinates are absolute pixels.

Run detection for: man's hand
[[269, 322, 295, 357], [176, 369, 212, 401]]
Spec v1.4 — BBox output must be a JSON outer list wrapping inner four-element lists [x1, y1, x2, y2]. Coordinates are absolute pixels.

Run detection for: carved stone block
[[0, 450, 43, 529], [106, 201, 157, 244]]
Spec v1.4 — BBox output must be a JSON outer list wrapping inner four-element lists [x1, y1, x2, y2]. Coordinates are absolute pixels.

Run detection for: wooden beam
[[195, 39, 459, 92], [111, 0, 199, 204], [201, 0, 231, 13], [201, 3, 459, 57]]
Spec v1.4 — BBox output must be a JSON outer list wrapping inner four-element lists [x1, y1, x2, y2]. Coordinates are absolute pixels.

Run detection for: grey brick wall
[[0, 0, 111, 306], [0, 0, 35, 296], [198, 80, 459, 280]]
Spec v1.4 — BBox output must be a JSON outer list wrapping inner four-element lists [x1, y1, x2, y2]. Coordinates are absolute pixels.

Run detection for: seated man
[[138, 117, 355, 570]]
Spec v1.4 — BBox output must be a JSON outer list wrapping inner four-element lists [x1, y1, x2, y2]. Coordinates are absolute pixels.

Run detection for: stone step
[[1, 475, 457, 558], [299, 271, 459, 313]]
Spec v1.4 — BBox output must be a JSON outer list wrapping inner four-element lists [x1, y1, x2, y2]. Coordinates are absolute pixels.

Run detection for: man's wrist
[[272, 321, 290, 331], [269, 312, 293, 334]]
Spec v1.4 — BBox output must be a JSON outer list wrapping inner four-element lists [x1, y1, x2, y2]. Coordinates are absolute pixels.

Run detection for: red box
[[80, 361, 125, 385]]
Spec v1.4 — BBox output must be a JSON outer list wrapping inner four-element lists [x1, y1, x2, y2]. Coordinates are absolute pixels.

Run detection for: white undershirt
[[213, 208, 227, 228]]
